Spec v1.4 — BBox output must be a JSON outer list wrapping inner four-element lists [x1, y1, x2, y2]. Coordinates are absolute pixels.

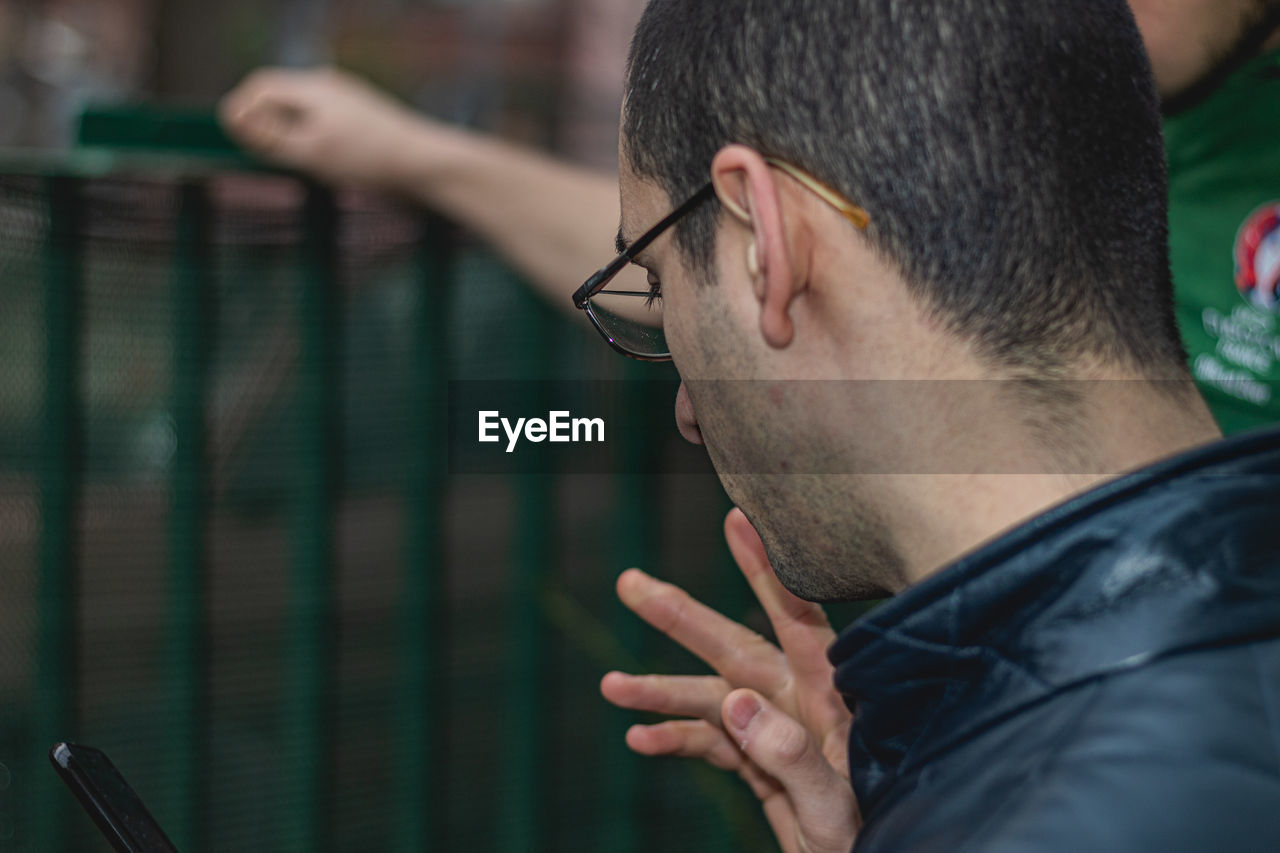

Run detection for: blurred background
[[0, 0, 842, 850], [0, 0, 634, 162]]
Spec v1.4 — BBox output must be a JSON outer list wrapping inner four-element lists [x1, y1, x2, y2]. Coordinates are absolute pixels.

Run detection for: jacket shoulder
[[856, 639, 1280, 853]]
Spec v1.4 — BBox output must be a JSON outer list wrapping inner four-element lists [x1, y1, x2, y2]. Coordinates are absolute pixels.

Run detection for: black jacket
[[830, 426, 1280, 852]]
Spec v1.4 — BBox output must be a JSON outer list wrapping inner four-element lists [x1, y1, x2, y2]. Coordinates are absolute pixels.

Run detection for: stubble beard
[[726, 474, 907, 603]]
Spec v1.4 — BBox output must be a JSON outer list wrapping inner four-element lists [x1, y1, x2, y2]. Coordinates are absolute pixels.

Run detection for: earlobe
[[759, 292, 795, 349], [757, 233, 796, 350]]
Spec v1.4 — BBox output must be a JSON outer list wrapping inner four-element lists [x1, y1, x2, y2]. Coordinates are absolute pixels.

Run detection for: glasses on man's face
[[571, 158, 871, 361]]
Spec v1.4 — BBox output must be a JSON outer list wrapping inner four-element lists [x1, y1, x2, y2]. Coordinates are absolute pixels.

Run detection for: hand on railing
[[218, 66, 639, 318], [219, 67, 442, 191], [601, 507, 860, 853]]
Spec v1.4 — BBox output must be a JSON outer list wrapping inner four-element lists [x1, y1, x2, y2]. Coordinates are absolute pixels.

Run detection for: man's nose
[[675, 382, 704, 445]]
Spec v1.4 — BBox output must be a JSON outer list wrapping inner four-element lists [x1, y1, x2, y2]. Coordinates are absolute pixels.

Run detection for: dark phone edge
[[49, 742, 180, 853]]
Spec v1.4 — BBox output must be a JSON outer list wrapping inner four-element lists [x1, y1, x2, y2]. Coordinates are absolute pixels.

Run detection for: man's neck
[[885, 380, 1222, 590]]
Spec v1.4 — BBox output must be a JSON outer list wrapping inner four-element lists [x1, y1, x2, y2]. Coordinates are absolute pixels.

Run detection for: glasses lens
[[586, 291, 668, 358]]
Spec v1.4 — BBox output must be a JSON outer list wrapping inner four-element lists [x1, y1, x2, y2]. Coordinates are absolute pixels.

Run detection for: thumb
[[723, 689, 859, 853], [221, 95, 278, 144]]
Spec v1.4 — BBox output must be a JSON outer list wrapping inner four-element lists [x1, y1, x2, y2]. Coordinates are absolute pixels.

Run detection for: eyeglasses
[[571, 158, 871, 361]]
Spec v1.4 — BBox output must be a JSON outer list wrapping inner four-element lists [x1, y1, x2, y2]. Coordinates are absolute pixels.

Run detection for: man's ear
[[710, 145, 798, 349]]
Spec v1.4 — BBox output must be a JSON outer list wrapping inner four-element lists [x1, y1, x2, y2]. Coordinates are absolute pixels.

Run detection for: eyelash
[[644, 272, 663, 308]]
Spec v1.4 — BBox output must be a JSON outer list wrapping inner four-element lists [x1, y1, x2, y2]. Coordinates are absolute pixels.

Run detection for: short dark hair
[[623, 0, 1188, 375]]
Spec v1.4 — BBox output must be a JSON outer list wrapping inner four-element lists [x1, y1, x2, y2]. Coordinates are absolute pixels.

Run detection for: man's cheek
[[662, 300, 699, 375]]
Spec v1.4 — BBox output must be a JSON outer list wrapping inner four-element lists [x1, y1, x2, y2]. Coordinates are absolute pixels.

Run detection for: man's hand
[[219, 67, 443, 189], [600, 508, 859, 853], [218, 66, 637, 311]]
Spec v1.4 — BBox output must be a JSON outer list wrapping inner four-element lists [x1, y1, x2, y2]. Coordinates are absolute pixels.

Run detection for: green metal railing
[[392, 217, 452, 853], [32, 174, 83, 853], [162, 178, 213, 849], [1, 108, 762, 852]]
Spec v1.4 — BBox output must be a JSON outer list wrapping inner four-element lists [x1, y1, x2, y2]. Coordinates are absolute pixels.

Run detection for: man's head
[[617, 0, 1203, 599]]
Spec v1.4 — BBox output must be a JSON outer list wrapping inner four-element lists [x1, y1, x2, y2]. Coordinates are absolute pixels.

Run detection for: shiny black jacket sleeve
[[852, 639, 1280, 853]]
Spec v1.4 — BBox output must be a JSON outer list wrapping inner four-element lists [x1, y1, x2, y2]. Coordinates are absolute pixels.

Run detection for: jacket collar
[[828, 425, 1280, 812]]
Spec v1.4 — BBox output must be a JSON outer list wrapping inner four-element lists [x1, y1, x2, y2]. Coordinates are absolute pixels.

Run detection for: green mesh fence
[[0, 118, 778, 852]]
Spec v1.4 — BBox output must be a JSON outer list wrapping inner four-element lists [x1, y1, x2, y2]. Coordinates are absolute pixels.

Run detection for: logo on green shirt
[[1234, 202, 1280, 312]]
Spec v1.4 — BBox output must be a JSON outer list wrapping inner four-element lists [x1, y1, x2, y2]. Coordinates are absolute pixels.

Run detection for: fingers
[[219, 71, 314, 160], [615, 568, 788, 694], [760, 794, 803, 853], [221, 67, 320, 117], [821, 717, 854, 782], [220, 69, 293, 126], [624, 719, 742, 770], [600, 671, 729, 723], [229, 106, 295, 157], [725, 507, 836, 657], [623, 719, 784, 802], [724, 508, 844, 731], [722, 689, 860, 853]]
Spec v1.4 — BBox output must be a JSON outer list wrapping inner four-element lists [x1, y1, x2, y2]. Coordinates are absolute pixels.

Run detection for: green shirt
[[1166, 49, 1280, 434]]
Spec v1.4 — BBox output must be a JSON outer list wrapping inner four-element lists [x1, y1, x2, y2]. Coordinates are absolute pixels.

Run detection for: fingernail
[[726, 693, 761, 732]]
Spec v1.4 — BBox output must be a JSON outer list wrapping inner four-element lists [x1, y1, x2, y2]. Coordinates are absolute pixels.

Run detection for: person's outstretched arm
[[219, 67, 643, 311]]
